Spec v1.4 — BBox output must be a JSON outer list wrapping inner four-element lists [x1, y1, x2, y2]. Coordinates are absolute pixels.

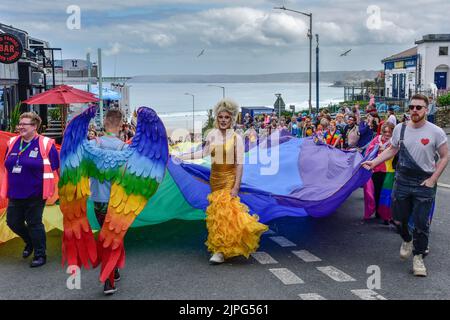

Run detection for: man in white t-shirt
[[362, 94, 448, 277]]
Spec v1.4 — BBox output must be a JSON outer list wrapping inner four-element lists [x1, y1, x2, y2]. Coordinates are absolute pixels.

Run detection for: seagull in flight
[[197, 49, 205, 58], [340, 49, 352, 57]]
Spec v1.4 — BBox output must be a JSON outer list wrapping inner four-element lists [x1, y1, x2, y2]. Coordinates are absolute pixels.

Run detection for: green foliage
[[437, 93, 450, 107], [341, 100, 369, 109], [49, 108, 61, 121], [280, 111, 296, 118], [202, 109, 215, 135], [363, 78, 384, 94], [8, 101, 22, 133]]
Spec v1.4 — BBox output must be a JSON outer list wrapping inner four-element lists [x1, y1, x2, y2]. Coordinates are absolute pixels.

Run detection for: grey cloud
[[1, 0, 448, 74]]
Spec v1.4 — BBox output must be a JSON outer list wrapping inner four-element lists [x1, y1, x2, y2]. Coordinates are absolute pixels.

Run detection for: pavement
[[444, 127, 450, 135], [1, 186, 450, 300], [437, 135, 450, 187]]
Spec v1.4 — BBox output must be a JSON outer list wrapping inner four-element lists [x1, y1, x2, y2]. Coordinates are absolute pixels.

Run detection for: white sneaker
[[209, 253, 225, 265], [413, 254, 427, 277], [400, 241, 413, 260]]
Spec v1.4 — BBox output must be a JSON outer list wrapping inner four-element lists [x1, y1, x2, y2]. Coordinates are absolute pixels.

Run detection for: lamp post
[[98, 48, 103, 127], [316, 34, 319, 114], [208, 84, 225, 99], [207, 84, 225, 99], [274, 6, 313, 115], [184, 93, 195, 135]]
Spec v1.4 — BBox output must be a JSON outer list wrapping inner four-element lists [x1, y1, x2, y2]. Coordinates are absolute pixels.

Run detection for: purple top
[[4, 137, 60, 199]]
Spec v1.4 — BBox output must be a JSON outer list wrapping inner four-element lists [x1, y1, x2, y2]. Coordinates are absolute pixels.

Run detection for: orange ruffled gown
[[205, 132, 268, 259]]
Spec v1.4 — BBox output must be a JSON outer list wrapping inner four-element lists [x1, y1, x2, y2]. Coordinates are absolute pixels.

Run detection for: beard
[[411, 113, 426, 123]]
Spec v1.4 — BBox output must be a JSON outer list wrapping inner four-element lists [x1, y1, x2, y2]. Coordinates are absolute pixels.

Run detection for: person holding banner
[[1, 113, 59, 267]]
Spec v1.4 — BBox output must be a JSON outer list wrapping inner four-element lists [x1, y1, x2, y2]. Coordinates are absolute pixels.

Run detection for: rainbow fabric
[[377, 172, 395, 219], [1, 130, 376, 252], [59, 106, 168, 282], [363, 136, 435, 223], [363, 137, 395, 220], [323, 130, 341, 146]]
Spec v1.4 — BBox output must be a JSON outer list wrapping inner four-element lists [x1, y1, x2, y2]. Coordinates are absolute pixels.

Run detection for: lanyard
[[18, 138, 34, 156], [16, 137, 36, 165]]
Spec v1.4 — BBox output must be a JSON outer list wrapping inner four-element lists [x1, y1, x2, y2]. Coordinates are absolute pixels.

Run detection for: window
[[439, 46, 448, 56]]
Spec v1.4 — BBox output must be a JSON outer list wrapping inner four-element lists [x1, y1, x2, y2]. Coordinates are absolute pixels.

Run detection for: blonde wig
[[213, 99, 239, 129]]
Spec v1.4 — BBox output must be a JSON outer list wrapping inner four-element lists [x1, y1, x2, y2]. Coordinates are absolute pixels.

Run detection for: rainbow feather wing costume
[[59, 106, 168, 281]]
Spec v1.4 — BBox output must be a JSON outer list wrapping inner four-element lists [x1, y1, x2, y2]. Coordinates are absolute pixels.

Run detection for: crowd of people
[[0, 94, 447, 299], [87, 117, 136, 143], [238, 102, 406, 153]]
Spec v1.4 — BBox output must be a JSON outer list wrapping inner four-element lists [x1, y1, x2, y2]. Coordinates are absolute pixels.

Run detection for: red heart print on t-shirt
[[421, 138, 430, 146]]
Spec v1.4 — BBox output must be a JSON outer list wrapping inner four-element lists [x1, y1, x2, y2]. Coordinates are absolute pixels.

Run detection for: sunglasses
[[408, 105, 425, 111]]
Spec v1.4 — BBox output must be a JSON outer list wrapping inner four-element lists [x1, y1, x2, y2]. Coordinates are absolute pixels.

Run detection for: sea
[[128, 82, 344, 131]]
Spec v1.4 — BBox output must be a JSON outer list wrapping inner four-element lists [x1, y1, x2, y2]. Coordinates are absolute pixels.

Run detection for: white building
[[416, 34, 450, 92], [382, 34, 450, 99]]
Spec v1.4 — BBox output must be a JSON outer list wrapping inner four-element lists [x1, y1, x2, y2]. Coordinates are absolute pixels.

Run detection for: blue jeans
[[6, 198, 47, 257], [392, 174, 436, 256]]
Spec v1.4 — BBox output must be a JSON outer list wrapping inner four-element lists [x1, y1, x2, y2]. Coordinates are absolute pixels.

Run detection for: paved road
[[0, 187, 449, 300]]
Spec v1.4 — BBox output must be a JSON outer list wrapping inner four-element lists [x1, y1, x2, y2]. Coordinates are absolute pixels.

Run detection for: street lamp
[[207, 84, 226, 99], [274, 6, 313, 115], [316, 34, 319, 114], [184, 93, 195, 135]]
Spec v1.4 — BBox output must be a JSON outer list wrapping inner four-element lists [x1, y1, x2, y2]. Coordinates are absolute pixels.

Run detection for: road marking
[[317, 266, 356, 282], [269, 268, 304, 285], [351, 289, 387, 300], [269, 236, 297, 247], [438, 182, 450, 189], [264, 229, 276, 235], [292, 250, 322, 262], [299, 293, 326, 300], [251, 252, 278, 264]]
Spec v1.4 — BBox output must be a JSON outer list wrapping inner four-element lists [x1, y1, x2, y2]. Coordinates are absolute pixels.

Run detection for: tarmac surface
[[1, 186, 449, 300]]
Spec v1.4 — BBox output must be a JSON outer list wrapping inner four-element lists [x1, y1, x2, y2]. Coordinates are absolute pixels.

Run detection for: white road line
[[269, 236, 297, 247], [251, 252, 278, 265], [263, 229, 276, 235], [292, 250, 322, 262], [269, 268, 304, 285], [299, 293, 327, 300], [317, 266, 356, 282], [438, 182, 450, 189], [351, 289, 387, 300]]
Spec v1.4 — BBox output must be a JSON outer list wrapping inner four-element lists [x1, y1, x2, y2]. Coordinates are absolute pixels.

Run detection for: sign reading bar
[[0, 33, 23, 64]]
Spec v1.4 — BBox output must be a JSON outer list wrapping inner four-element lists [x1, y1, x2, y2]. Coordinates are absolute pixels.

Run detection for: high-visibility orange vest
[[0, 135, 59, 201]]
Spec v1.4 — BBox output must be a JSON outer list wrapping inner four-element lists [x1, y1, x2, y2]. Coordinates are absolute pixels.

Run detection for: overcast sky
[[1, 0, 448, 76]]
